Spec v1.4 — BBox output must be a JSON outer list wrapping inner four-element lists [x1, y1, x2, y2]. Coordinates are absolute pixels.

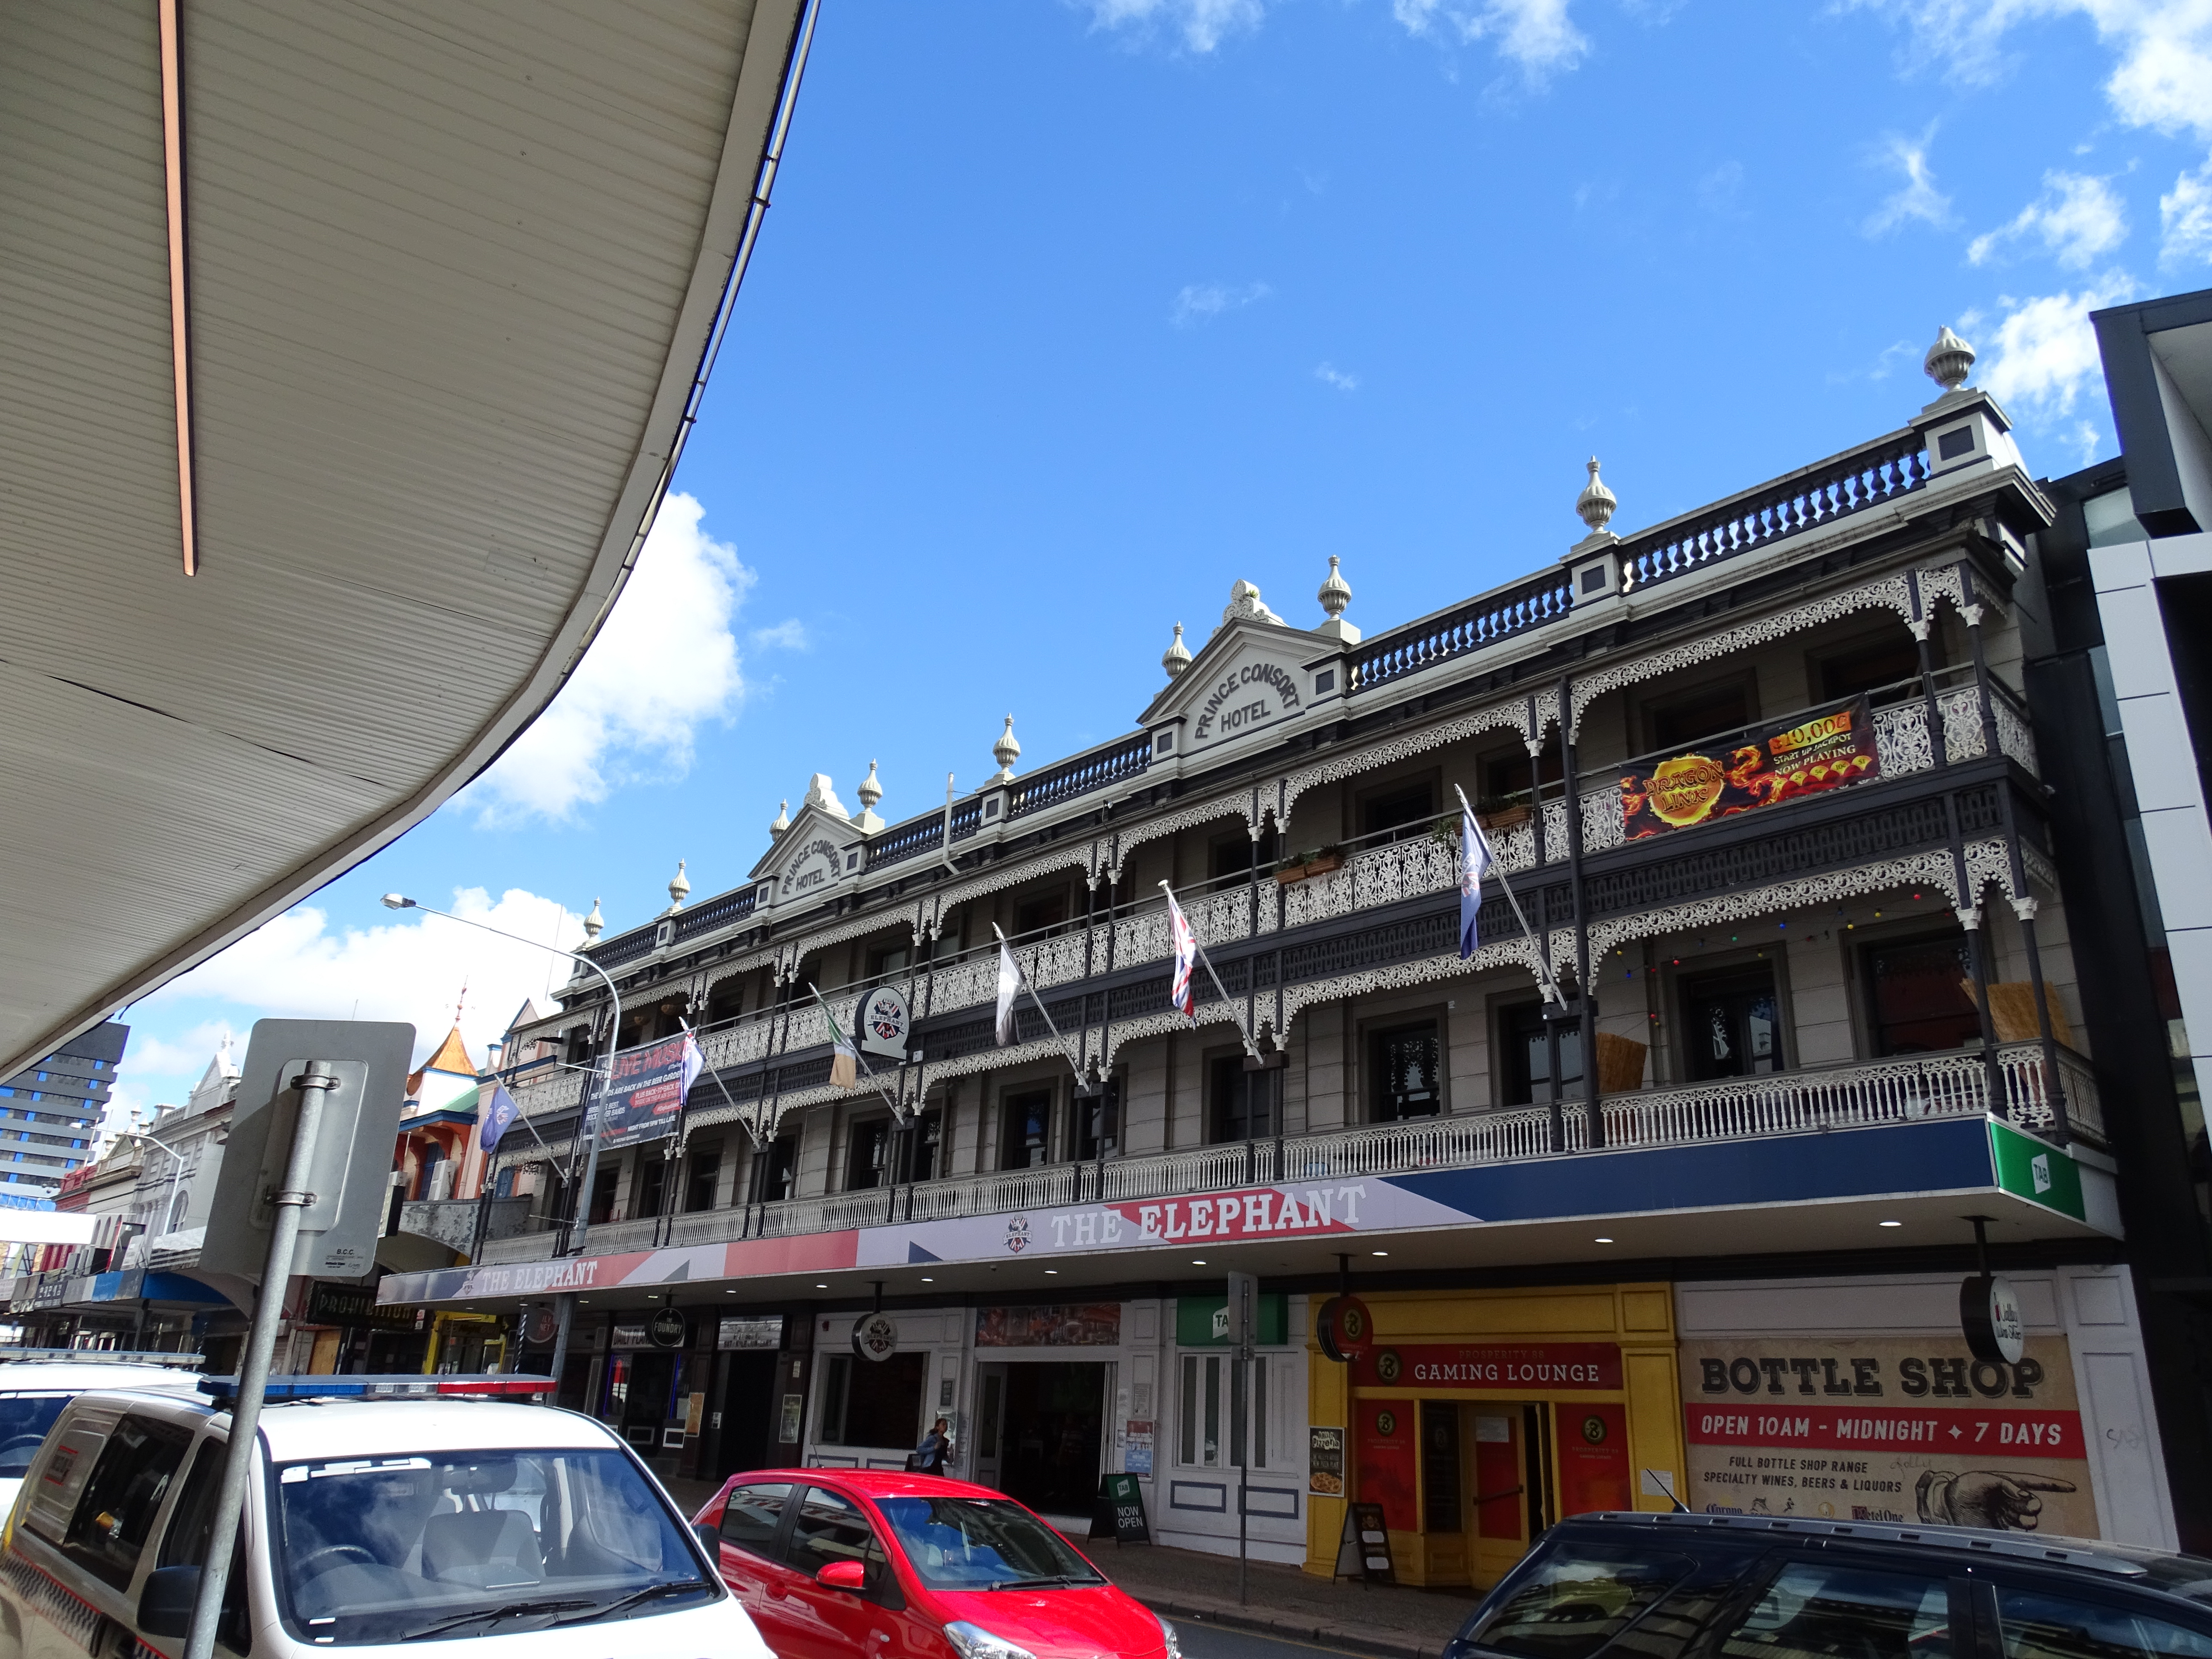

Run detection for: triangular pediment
[[748, 802, 866, 893], [1139, 615, 1332, 757]]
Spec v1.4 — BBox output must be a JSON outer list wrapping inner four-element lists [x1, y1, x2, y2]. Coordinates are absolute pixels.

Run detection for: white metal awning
[[0, 0, 809, 1076]]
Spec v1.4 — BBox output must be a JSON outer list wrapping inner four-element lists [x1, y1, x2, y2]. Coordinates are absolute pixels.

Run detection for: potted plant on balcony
[[1274, 845, 1345, 885], [1475, 791, 1533, 832]]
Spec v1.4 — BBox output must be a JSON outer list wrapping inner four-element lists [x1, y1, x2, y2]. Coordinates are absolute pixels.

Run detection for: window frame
[[1365, 1013, 1448, 1123], [1637, 669, 1760, 756]]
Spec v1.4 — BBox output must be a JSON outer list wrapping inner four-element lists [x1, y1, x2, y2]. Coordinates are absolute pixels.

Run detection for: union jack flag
[[1165, 888, 1199, 1019]]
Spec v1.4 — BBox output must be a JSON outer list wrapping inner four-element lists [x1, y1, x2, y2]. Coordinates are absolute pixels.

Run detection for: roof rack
[[195, 1374, 555, 1403], [1584, 1511, 2149, 1579], [0, 1349, 203, 1367]]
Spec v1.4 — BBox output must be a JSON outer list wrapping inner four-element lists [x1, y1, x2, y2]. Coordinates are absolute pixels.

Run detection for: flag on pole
[[678, 1031, 705, 1104], [994, 940, 1020, 1046], [1459, 800, 1493, 960], [1165, 888, 1199, 1019], [823, 1002, 859, 1089], [477, 1082, 521, 1154]]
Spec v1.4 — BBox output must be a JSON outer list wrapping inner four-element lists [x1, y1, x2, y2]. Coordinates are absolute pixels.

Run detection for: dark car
[[1444, 1513, 2212, 1659]]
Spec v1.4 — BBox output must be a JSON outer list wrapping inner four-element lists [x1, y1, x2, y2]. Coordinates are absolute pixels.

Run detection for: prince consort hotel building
[[380, 326, 2212, 1571]]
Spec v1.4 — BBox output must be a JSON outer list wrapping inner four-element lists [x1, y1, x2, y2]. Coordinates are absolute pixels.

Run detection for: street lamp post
[[381, 895, 621, 1392], [116, 1127, 190, 1247]]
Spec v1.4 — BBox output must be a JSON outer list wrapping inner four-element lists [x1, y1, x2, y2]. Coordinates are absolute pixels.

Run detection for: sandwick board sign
[[1333, 1502, 1395, 1583], [1088, 1473, 1151, 1544]]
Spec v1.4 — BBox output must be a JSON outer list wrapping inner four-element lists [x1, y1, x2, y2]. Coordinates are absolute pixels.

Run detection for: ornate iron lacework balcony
[[469, 1040, 2100, 1267], [1009, 732, 1153, 819]]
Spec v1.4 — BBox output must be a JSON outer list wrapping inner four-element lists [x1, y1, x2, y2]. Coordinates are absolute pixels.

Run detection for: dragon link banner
[[1622, 696, 1879, 839]]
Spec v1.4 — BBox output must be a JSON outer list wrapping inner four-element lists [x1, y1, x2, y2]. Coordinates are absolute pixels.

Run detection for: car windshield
[[271, 1447, 715, 1644], [0, 1395, 70, 1477], [874, 1496, 1105, 1590]]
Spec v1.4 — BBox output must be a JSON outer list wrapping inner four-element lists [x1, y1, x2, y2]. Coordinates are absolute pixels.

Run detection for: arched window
[[166, 1190, 189, 1234]]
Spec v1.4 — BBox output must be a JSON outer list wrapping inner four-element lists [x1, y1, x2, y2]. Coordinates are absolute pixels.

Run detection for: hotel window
[[1208, 1056, 1272, 1143], [1501, 1000, 1582, 1105], [1178, 1353, 1288, 1470], [1863, 933, 1982, 1055], [1680, 963, 1785, 1080], [1369, 1021, 1444, 1121], [1359, 778, 1437, 844], [847, 1118, 893, 1190], [685, 1146, 722, 1211], [907, 1110, 943, 1182], [1001, 1087, 1054, 1169], [1209, 827, 1279, 881], [1818, 633, 1925, 703], [758, 1135, 798, 1203], [1643, 675, 1755, 752]]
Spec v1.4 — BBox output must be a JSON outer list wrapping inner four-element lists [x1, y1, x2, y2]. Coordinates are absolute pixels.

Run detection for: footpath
[[661, 1477, 1479, 1659]]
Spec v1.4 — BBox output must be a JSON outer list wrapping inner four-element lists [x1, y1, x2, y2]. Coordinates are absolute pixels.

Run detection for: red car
[[693, 1468, 1178, 1659]]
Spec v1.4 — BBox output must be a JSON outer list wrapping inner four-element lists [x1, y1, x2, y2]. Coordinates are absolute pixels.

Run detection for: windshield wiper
[[551, 1579, 711, 1626], [400, 1598, 597, 1640], [987, 1574, 1104, 1590]]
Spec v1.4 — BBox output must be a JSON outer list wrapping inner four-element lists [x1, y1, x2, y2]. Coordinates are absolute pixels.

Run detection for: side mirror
[[817, 1560, 867, 1592], [694, 1521, 722, 1559], [138, 1565, 200, 1639]]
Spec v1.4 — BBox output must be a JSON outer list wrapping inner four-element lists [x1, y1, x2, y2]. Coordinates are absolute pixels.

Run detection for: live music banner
[[1623, 696, 1880, 839], [589, 1035, 691, 1149]]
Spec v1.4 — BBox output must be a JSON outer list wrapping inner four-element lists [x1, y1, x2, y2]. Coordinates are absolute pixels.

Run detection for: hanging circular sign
[[855, 984, 911, 1061], [1317, 1295, 1374, 1365], [1960, 1274, 2026, 1365], [524, 1305, 559, 1347], [648, 1308, 689, 1350], [853, 1311, 899, 1363]]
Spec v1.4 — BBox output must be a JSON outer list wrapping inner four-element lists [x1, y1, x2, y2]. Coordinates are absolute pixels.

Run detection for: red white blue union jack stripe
[[1166, 891, 1198, 1018]]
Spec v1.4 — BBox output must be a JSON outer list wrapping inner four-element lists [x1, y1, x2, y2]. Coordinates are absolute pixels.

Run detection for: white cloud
[[1314, 362, 1360, 391], [469, 492, 750, 824], [1080, 0, 1264, 52], [1977, 271, 2140, 421], [1827, 339, 1920, 384], [750, 619, 810, 652], [1850, 3, 2212, 139], [1863, 126, 1953, 235], [1392, 0, 1590, 81], [138, 887, 589, 1076], [1969, 171, 2130, 268], [2163, 158, 2212, 265], [2069, 420, 2104, 463], [1171, 281, 1272, 326]]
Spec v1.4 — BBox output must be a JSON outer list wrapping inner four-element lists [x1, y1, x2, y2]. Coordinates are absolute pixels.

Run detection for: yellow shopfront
[[1304, 1283, 1685, 1588]]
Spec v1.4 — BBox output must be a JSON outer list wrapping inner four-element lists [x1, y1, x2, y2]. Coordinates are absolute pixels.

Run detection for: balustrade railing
[[1010, 733, 1152, 819], [1618, 433, 1928, 595], [1349, 569, 1574, 693], [474, 1039, 2100, 1268]]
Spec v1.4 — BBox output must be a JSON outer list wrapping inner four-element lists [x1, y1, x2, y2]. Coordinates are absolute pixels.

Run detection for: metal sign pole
[[182, 1062, 340, 1659]]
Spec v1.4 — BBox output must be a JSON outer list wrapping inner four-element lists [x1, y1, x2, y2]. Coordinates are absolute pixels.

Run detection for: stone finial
[[990, 715, 1022, 785], [1318, 555, 1352, 620], [1314, 555, 1362, 644], [855, 759, 885, 833], [1575, 457, 1617, 533], [665, 859, 690, 914], [803, 773, 850, 819], [1217, 579, 1285, 633], [582, 897, 604, 943], [1161, 622, 1192, 680], [770, 799, 789, 836], [1925, 324, 1976, 393]]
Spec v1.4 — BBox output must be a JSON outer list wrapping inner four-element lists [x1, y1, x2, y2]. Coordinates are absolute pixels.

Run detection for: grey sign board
[[197, 1020, 414, 1280]]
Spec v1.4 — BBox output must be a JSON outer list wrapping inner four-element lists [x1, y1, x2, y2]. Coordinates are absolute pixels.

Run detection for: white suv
[[0, 1380, 773, 1659], [0, 1354, 203, 1520]]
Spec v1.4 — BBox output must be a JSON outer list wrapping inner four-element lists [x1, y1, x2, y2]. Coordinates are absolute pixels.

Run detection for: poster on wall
[[1679, 1336, 2096, 1535], [1622, 696, 1879, 839], [1125, 1420, 1154, 1475], [589, 1035, 693, 1148], [975, 1304, 1122, 1347], [1309, 1426, 1345, 1497]]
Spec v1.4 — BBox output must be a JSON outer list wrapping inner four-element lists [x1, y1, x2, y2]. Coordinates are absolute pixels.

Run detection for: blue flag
[[1459, 803, 1493, 960], [477, 1082, 521, 1153]]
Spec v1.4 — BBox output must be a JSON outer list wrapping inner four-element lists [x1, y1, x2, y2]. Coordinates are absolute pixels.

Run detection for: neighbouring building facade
[[377, 326, 2206, 1571], [0, 1020, 125, 1200]]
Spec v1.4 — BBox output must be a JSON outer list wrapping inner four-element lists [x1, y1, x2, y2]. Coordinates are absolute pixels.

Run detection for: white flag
[[995, 940, 1020, 1046]]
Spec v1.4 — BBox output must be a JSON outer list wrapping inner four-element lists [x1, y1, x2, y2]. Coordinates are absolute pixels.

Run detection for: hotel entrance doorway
[[971, 1361, 1108, 1519]]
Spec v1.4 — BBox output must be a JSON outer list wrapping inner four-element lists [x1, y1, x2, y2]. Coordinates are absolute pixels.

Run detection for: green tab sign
[[1988, 1120, 2085, 1221], [1089, 1472, 1150, 1544], [1175, 1292, 1288, 1347]]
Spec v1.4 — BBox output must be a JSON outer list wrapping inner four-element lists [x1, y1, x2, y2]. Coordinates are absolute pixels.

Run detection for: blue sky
[[108, 0, 2212, 1127]]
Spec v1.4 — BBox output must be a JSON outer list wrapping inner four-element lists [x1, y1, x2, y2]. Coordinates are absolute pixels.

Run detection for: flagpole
[[804, 981, 909, 1121], [990, 924, 1091, 1087], [1156, 881, 1261, 1058], [677, 1018, 761, 1148], [1455, 784, 1566, 1007]]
